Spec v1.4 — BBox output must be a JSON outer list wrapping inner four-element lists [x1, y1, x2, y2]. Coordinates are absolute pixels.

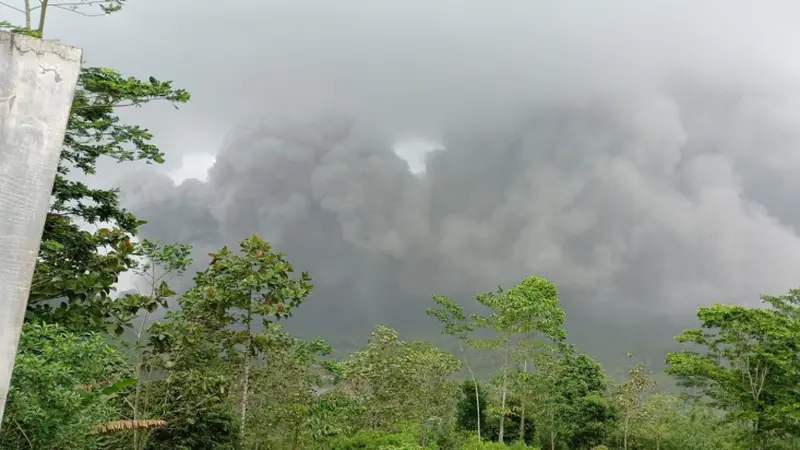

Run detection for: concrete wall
[[0, 31, 82, 422]]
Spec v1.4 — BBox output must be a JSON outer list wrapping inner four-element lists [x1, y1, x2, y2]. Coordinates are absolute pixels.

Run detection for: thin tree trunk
[[36, 0, 48, 35], [459, 341, 481, 440], [291, 423, 301, 450], [754, 416, 765, 450], [239, 346, 251, 438], [498, 337, 510, 443], [239, 316, 252, 441], [132, 311, 149, 450], [519, 359, 528, 442], [472, 375, 482, 440], [133, 266, 158, 450], [550, 429, 555, 450], [24, 0, 31, 29], [623, 416, 629, 450]]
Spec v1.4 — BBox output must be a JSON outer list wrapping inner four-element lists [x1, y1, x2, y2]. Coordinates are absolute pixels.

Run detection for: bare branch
[[51, 3, 103, 16], [0, 1, 26, 14], [29, 0, 112, 10]]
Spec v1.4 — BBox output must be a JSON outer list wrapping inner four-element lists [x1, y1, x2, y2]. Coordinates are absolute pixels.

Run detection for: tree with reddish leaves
[[151, 234, 313, 443]]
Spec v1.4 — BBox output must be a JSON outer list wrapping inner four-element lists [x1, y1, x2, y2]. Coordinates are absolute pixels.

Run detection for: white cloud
[[167, 153, 217, 185], [392, 138, 441, 176]]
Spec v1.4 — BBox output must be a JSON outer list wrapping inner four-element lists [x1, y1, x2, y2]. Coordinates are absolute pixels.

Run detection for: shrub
[[328, 429, 428, 449], [460, 436, 540, 449], [0, 322, 128, 449]]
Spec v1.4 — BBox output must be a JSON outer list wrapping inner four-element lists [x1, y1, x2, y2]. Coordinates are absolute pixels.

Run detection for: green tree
[[557, 351, 615, 449], [171, 235, 313, 441], [143, 315, 239, 450], [614, 356, 656, 450], [141, 236, 313, 449], [455, 380, 489, 438], [470, 276, 566, 443], [427, 294, 484, 440], [27, 67, 190, 334], [243, 325, 332, 450], [111, 240, 192, 450], [0, 323, 129, 449], [528, 347, 615, 450], [306, 390, 364, 445], [336, 325, 461, 434], [658, 402, 745, 450], [525, 351, 567, 450], [636, 393, 678, 450], [666, 291, 800, 449]]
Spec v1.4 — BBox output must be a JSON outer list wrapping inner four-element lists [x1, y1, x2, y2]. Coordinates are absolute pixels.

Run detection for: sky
[[15, 0, 800, 354]]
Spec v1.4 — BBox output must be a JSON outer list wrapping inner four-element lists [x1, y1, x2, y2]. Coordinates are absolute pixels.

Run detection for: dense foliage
[[1, 323, 129, 450], [5, 7, 800, 450], [11, 252, 800, 449], [28, 65, 190, 335]]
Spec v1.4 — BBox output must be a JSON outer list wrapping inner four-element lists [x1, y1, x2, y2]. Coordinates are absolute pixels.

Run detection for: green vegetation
[[4, 7, 800, 450], [9, 243, 800, 449]]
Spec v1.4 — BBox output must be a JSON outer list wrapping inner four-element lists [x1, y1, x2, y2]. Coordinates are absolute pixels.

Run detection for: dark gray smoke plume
[[113, 0, 800, 360]]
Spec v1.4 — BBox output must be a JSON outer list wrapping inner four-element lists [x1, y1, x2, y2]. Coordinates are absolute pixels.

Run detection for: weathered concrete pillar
[[0, 31, 82, 422]]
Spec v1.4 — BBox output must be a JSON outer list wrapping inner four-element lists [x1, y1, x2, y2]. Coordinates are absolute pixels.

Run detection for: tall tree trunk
[[498, 338, 510, 443], [24, 0, 31, 29], [37, 0, 48, 35], [291, 422, 301, 450], [623, 416, 629, 450], [472, 376, 482, 440], [459, 342, 481, 440], [754, 416, 765, 450], [239, 345, 251, 439], [550, 429, 555, 450], [519, 359, 528, 442], [132, 311, 149, 450], [239, 316, 252, 441], [133, 266, 159, 450]]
